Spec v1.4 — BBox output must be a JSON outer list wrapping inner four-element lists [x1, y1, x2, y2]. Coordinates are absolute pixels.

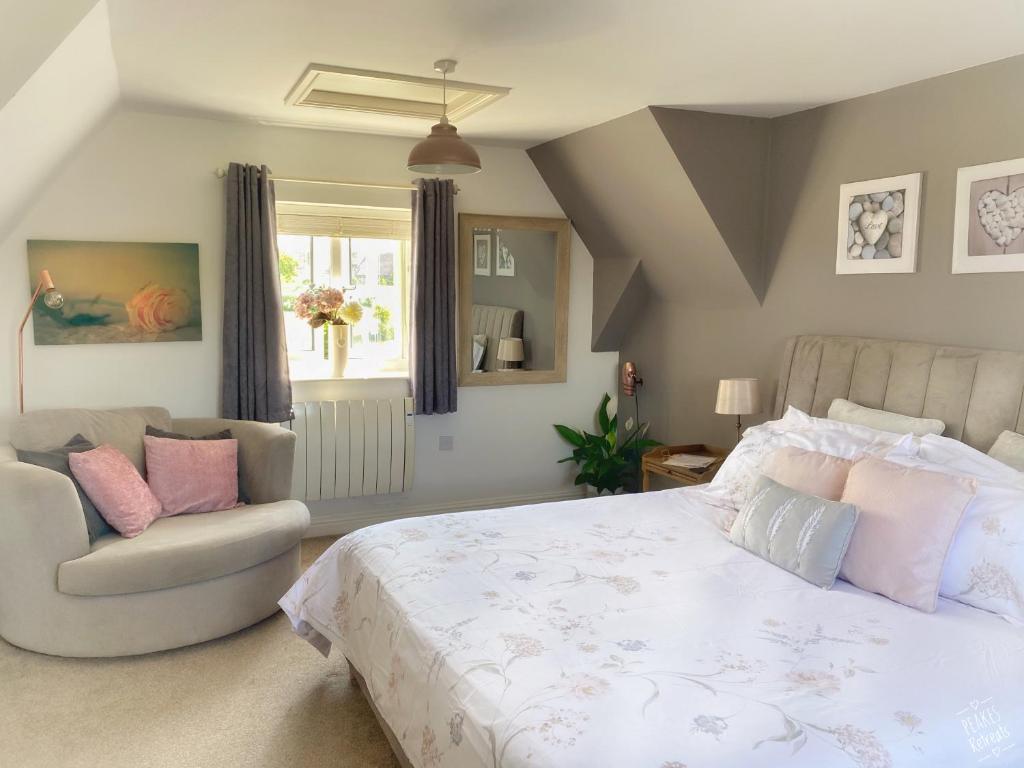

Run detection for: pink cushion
[[839, 455, 976, 612], [69, 445, 162, 538], [143, 435, 239, 517], [761, 446, 855, 501]]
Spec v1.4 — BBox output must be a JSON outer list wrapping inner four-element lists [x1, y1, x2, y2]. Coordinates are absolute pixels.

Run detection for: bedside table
[[641, 444, 730, 491]]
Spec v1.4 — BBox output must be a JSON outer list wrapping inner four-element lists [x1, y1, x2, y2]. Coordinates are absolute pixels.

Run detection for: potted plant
[[294, 286, 364, 377], [554, 393, 659, 495]]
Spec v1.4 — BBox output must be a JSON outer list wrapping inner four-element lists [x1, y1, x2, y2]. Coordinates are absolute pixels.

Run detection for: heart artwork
[[977, 188, 1024, 248], [857, 211, 888, 246]]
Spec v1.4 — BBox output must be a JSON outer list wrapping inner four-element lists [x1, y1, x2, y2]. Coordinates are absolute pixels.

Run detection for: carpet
[[0, 537, 400, 768]]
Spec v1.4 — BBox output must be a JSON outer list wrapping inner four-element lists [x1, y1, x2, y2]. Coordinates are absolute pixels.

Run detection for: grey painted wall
[[634, 54, 1024, 449], [528, 108, 764, 354], [533, 54, 1024, 449], [472, 228, 557, 369]]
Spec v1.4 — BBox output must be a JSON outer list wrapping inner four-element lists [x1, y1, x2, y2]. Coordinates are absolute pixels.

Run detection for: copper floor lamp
[[18, 269, 63, 413]]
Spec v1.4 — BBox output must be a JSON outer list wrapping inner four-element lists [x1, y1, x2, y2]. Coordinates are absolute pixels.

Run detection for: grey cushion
[[16, 434, 112, 543], [11, 407, 172, 473], [988, 430, 1024, 472], [57, 500, 310, 596], [729, 475, 860, 589], [827, 398, 945, 437], [146, 425, 232, 441]]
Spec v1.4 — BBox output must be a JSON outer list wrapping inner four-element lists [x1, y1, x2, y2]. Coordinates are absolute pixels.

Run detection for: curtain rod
[[213, 168, 459, 194]]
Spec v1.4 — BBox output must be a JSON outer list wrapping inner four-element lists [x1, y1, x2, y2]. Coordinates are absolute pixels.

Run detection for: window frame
[[276, 203, 412, 381]]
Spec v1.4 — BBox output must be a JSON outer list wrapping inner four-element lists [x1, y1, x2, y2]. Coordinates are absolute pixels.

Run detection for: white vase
[[328, 324, 349, 378]]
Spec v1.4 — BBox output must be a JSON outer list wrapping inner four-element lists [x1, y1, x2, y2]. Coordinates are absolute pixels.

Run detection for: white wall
[[1, 109, 618, 529], [0, 1, 119, 240]]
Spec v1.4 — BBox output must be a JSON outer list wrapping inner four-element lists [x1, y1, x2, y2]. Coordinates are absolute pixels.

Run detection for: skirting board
[[305, 488, 585, 537]]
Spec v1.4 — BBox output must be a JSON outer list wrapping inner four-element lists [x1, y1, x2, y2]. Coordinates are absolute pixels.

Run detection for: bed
[[281, 335, 1024, 768], [472, 304, 524, 371]]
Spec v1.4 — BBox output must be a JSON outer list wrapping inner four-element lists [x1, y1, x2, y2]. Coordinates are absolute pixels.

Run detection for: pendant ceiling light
[[408, 59, 482, 175]]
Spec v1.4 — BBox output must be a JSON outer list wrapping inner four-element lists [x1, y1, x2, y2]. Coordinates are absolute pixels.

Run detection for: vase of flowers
[[293, 285, 364, 378]]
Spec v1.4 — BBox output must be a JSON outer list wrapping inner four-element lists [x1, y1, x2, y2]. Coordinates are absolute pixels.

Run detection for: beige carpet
[[0, 537, 400, 768]]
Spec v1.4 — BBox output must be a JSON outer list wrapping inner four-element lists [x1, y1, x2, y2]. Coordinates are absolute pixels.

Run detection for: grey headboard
[[774, 335, 1024, 452], [472, 304, 524, 371]]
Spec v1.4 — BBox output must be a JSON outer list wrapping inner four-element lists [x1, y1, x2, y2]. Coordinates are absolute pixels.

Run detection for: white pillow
[[828, 398, 945, 437], [989, 430, 1024, 472], [919, 433, 1023, 486], [471, 334, 487, 372], [707, 407, 917, 519], [883, 450, 1024, 624]]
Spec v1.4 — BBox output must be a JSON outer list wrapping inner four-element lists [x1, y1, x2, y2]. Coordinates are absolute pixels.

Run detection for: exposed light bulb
[[43, 290, 64, 309]]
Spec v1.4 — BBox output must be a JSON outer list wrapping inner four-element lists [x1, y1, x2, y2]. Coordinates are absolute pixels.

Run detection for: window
[[277, 204, 411, 380]]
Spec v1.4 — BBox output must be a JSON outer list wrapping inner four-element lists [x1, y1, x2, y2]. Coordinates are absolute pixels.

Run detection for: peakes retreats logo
[[958, 698, 1015, 763]]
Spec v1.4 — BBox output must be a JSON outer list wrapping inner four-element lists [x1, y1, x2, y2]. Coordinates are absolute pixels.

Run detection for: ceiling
[[97, 0, 1024, 146]]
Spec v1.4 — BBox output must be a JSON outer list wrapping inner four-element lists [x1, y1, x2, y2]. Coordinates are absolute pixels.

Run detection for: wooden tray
[[641, 443, 729, 489]]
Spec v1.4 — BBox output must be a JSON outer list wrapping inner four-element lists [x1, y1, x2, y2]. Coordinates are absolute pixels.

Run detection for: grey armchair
[[0, 407, 309, 657]]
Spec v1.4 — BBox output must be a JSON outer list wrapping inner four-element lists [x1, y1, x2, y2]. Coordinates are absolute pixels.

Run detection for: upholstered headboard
[[472, 304, 524, 371], [773, 335, 1024, 452]]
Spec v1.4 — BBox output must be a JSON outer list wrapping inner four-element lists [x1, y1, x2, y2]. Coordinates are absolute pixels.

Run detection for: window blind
[[277, 213, 410, 239]]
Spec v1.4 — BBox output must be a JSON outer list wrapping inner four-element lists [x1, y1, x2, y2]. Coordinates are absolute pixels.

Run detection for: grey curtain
[[221, 162, 292, 423], [411, 178, 457, 415]]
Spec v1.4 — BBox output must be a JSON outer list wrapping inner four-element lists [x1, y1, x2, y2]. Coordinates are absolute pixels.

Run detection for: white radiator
[[284, 398, 415, 501]]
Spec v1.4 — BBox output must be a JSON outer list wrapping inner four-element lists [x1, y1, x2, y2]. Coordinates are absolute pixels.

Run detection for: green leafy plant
[[554, 393, 659, 494]]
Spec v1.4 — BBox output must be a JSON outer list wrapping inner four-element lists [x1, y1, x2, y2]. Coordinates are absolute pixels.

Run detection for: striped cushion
[[729, 475, 860, 589]]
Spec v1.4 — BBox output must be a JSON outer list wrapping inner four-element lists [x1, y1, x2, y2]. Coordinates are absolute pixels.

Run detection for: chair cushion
[[57, 501, 310, 596], [11, 407, 172, 473], [144, 435, 240, 516], [69, 444, 163, 538]]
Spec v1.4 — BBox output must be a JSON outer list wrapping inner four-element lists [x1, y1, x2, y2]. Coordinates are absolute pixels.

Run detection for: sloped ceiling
[[529, 108, 770, 351], [0, 0, 119, 242], [0, 0, 99, 109]]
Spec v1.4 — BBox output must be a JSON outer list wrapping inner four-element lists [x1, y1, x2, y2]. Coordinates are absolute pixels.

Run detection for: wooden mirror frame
[[458, 213, 570, 386]]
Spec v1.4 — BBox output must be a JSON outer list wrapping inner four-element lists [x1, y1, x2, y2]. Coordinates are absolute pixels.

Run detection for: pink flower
[[294, 285, 345, 327], [125, 284, 191, 332]]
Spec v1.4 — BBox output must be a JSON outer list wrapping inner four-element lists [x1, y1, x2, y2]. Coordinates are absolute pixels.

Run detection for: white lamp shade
[[715, 378, 761, 416], [497, 337, 524, 362]]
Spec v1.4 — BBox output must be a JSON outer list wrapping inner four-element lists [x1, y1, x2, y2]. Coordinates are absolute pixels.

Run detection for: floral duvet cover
[[281, 488, 1024, 768]]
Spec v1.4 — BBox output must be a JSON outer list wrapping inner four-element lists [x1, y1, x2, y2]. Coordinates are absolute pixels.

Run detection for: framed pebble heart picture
[[952, 157, 1024, 273], [835, 172, 921, 274]]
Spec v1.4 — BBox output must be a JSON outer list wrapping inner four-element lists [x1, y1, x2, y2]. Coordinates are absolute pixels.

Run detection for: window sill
[[290, 370, 411, 403]]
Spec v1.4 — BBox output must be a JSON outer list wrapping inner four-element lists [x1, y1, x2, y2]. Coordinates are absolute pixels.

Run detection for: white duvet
[[280, 488, 1024, 768]]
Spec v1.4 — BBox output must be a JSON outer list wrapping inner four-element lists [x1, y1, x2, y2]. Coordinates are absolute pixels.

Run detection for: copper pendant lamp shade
[[408, 60, 482, 176]]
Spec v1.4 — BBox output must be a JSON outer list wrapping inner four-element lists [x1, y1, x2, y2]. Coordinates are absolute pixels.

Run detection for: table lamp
[[497, 337, 524, 370], [18, 269, 63, 413], [715, 378, 761, 443]]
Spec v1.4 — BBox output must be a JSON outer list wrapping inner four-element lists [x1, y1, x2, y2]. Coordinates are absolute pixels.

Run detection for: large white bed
[[281, 336, 1024, 767]]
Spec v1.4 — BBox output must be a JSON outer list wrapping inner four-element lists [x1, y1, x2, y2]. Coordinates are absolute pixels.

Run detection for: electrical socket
[[438, 435, 454, 451]]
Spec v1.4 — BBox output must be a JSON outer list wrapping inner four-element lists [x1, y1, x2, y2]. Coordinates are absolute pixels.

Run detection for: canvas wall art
[[835, 172, 921, 274], [27, 240, 202, 345], [952, 157, 1024, 273]]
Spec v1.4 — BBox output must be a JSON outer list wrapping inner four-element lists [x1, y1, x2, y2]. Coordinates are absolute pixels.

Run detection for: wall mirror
[[458, 213, 570, 386]]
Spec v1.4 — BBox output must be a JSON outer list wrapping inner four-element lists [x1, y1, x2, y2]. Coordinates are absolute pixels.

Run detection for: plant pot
[[328, 323, 349, 378]]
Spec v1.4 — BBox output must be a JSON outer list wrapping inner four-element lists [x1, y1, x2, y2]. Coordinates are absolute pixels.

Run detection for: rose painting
[[27, 240, 202, 345]]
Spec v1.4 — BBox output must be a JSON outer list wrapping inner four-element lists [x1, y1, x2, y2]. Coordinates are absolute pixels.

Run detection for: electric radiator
[[284, 398, 415, 501]]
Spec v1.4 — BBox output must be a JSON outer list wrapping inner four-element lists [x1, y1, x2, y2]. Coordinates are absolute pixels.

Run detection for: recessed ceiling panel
[[285, 64, 510, 121]]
